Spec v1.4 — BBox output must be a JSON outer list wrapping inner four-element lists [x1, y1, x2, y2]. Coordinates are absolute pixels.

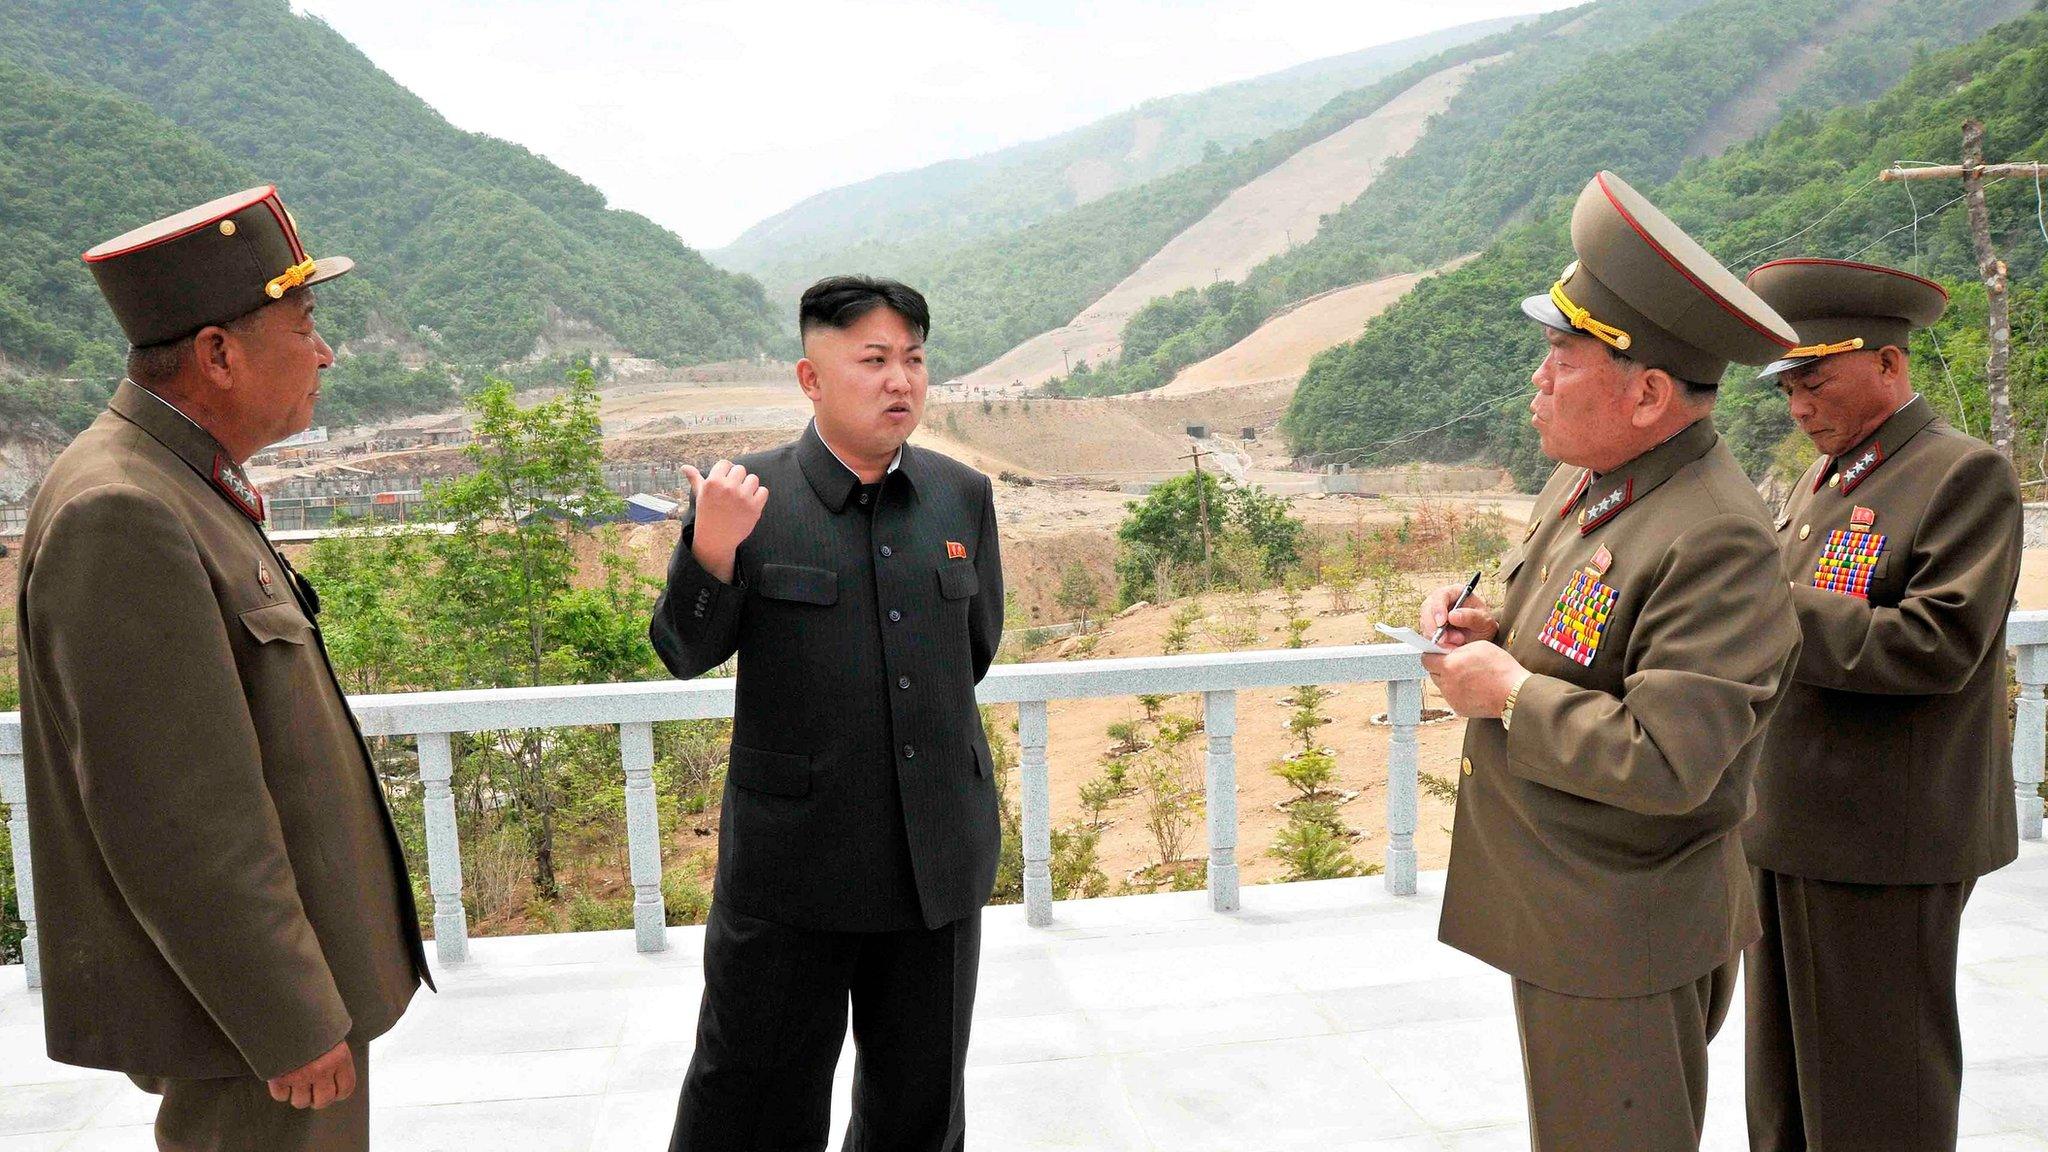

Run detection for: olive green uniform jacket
[[1439, 419, 1800, 998], [16, 381, 428, 1080], [1744, 395, 2020, 883]]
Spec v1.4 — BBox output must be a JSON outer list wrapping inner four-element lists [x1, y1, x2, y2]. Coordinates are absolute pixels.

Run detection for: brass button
[[218, 219, 236, 236], [1507, 628, 1517, 645], [1539, 564, 1549, 581], [1828, 473, 1840, 488], [1799, 524, 1811, 540], [1461, 757, 1473, 776]]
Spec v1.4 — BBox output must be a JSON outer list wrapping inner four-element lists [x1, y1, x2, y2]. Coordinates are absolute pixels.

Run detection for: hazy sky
[[295, 0, 1576, 251]]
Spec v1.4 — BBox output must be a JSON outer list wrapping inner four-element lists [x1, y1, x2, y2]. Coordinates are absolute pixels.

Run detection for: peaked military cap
[[1522, 171, 1797, 384], [83, 186, 352, 348], [1745, 257, 1949, 379]]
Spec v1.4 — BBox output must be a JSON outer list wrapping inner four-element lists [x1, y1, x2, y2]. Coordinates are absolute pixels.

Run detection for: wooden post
[[1878, 136, 2037, 465], [1180, 443, 1214, 588]]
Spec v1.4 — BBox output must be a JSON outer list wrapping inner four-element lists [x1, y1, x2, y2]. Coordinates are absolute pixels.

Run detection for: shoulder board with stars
[[210, 452, 266, 523], [1827, 443, 1886, 495], [1576, 479, 1633, 534]]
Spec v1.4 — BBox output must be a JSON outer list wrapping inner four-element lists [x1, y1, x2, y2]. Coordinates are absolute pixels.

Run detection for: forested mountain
[[869, 7, 1605, 381], [1283, 4, 2048, 489], [1046, 0, 2030, 402], [0, 0, 779, 391], [714, 14, 1530, 296]]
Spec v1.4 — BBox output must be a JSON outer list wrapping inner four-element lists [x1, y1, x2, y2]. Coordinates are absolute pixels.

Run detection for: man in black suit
[[652, 276, 1003, 1151]]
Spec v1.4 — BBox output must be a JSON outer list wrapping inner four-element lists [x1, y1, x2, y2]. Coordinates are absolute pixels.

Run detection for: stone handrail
[[6, 613, 2048, 989]]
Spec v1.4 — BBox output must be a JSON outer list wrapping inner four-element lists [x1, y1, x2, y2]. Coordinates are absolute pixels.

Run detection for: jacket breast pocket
[[239, 601, 313, 646], [937, 562, 978, 600], [757, 563, 839, 606], [728, 744, 812, 798]]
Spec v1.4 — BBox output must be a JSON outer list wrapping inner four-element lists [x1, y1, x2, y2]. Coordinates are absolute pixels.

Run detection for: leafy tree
[[415, 369, 635, 898], [1113, 472, 1305, 605], [1055, 561, 1103, 630]]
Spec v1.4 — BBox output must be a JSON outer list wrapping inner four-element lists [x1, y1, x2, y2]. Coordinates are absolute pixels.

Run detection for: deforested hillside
[[713, 14, 1532, 297], [1283, 6, 2048, 490]]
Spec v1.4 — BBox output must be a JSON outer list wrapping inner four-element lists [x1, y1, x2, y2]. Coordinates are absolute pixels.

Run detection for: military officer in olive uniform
[[18, 188, 430, 1151], [1418, 171, 1803, 1150], [651, 276, 1003, 1151], [1741, 257, 2020, 1151]]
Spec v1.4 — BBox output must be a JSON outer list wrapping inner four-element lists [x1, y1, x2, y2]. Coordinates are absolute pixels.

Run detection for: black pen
[[1431, 569, 1483, 646]]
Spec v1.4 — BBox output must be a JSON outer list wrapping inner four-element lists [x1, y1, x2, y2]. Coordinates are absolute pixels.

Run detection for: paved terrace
[[3, 849, 2047, 1150], [6, 623, 2048, 1149]]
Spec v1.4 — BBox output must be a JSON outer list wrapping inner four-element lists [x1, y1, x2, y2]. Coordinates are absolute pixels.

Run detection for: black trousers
[[1746, 868, 1974, 1152], [670, 900, 981, 1152]]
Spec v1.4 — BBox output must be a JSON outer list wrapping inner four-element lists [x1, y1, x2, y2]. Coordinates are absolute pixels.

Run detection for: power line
[[1729, 174, 1880, 269]]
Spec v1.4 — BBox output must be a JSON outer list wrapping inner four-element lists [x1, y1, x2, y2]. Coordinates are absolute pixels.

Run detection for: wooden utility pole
[[1879, 125, 2039, 464], [1180, 442, 1214, 588]]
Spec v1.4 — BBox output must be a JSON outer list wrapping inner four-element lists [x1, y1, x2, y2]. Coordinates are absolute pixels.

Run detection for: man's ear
[[1630, 365, 1677, 429], [192, 326, 236, 392], [795, 357, 821, 401], [1876, 344, 1910, 386]]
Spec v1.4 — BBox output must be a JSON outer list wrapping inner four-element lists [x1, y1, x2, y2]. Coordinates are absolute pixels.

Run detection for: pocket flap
[[239, 601, 312, 646], [1499, 544, 1527, 585], [757, 564, 838, 606], [728, 744, 812, 797], [937, 562, 979, 601]]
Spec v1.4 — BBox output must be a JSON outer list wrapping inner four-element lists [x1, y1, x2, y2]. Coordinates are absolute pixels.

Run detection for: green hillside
[[1283, 4, 2048, 489], [0, 0, 779, 380], [1049, 0, 2028, 401], [1252, 0, 2031, 300], [715, 14, 1531, 295]]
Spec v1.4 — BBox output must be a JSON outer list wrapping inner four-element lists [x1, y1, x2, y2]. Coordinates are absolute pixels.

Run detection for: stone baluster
[[1020, 700, 1053, 927], [620, 722, 669, 952], [417, 732, 469, 964], [1204, 690, 1240, 913], [1384, 678, 1422, 895], [2017, 646, 2046, 842], [0, 736, 40, 989]]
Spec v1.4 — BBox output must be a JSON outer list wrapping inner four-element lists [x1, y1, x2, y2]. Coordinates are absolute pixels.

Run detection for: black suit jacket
[[650, 423, 1004, 931]]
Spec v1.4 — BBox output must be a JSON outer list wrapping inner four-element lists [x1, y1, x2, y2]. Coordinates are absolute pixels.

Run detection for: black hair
[[798, 275, 930, 343]]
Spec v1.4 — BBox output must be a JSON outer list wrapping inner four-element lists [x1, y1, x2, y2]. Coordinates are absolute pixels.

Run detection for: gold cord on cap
[[265, 257, 318, 299], [1785, 336, 1865, 360], [1549, 279, 1633, 352]]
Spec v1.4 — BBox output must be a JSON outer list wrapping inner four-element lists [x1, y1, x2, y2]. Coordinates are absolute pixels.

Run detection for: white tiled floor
[[4, 843, 2048, 1150]]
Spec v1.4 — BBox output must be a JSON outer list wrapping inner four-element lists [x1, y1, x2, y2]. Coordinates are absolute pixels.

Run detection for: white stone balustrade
[[4, 613, 2047, 990]]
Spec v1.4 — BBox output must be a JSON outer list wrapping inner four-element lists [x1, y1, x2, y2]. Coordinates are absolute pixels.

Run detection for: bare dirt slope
[[1684, 0, 1909, 159], [958, 57, 1499, 391], [1158, 261, 1472, 396]]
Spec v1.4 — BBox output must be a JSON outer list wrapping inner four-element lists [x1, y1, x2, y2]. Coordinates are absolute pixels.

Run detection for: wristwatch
[[1501, 675, 1527, 732]]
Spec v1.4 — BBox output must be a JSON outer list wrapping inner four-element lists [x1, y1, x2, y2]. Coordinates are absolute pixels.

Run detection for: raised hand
[[685, 460, 768, 584], [266, 1040, 354, 1110], [1419, 582, 1499, 649]]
